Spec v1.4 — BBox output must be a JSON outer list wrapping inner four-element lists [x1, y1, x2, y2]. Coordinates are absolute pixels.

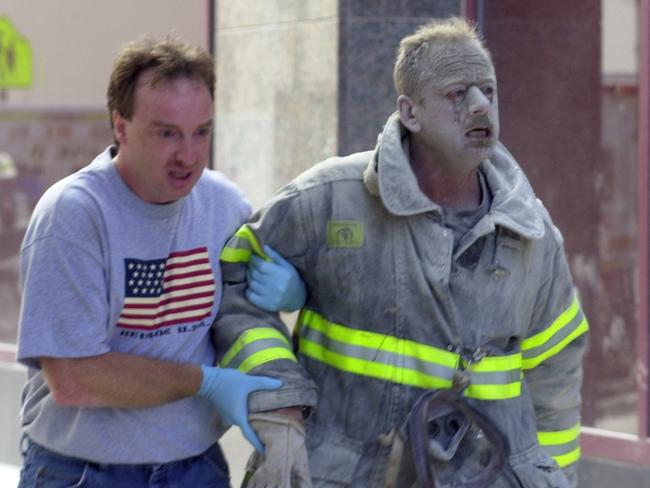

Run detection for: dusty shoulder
[[288, 150, 373, 193]]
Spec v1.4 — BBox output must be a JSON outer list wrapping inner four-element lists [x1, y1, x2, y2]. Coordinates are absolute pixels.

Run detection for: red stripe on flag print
[[121, 290, 215, 309], [117, 247, 216, 330]]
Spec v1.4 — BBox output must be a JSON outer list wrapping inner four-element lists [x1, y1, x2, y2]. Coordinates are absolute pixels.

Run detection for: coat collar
[[362, 112, 546, 240]]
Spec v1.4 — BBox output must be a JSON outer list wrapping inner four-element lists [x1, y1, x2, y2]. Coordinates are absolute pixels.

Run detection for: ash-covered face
[[408, 41, 499, 173]]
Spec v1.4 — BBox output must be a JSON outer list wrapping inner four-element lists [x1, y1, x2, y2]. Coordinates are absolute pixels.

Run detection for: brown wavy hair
[[107, 35, 214, 121]]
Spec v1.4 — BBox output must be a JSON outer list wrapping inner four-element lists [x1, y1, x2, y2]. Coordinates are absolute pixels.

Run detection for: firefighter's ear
[[397, 95, 421, 133]]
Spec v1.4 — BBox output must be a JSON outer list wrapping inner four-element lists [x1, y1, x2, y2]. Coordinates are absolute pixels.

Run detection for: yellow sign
[[0, 15, 32, 89]]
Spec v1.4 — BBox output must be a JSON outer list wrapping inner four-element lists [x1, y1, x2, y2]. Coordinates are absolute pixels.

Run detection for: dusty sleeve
[[522, 233, 588, 485], [212, 184, 318, 413]]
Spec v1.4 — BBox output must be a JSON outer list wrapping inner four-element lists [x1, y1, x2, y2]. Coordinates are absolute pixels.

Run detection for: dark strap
[[407, 390, 509, 488]]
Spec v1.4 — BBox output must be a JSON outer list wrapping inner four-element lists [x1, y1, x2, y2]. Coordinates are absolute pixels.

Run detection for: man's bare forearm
[[41, 352, 202, 408]]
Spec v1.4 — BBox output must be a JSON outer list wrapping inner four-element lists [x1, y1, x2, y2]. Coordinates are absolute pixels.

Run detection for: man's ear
[[397, 95, 421, 133], [112, 111, 128, 146]]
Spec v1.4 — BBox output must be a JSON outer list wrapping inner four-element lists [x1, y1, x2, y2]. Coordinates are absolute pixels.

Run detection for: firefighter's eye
[[446, 88, 467, 103]]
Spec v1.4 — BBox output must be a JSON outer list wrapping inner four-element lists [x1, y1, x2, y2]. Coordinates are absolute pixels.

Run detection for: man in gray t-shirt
[[16, 36, 310, 488]]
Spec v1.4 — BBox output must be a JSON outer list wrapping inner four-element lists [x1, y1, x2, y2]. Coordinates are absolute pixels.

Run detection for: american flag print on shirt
[[117, 247, 216, 330]]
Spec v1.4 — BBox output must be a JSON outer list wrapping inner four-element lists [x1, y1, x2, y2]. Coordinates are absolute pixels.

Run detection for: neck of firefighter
[[408, 137, 481, 209]]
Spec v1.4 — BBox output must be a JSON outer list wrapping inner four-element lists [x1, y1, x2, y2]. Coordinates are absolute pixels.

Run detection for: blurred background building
[[0, 0, 648, 486]]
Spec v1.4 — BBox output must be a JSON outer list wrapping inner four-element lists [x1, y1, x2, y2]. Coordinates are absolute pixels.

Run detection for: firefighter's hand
[[197, 366, 282, 453], [241, 412, 312, 488], [246, 245, 306, 312]]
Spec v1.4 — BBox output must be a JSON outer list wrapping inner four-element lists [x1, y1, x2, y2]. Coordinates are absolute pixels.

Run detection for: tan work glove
[[241, 413, 312, 488]]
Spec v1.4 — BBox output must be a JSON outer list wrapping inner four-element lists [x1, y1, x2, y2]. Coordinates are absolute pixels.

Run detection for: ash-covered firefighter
[[216, 17, 588, 488]]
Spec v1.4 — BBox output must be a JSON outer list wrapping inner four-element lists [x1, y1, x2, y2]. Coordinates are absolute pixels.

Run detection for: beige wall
[[212, 4, 339, 482], [1, 0, 208, 109], [602, 0, 638, 75], [214, 0, 338, 210], [0, 363, 26, 466]]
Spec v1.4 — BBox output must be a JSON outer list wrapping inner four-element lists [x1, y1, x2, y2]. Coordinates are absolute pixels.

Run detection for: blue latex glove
[[246, 245, 307, 312], [197, 365, 282, 453]]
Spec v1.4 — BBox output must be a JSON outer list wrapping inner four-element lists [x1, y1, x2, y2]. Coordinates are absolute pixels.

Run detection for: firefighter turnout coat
[[214, 112, 588, 487]]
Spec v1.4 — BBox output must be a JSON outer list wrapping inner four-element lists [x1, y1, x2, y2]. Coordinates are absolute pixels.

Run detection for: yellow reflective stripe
[[237, 348, 297, 373], [237, 225, 268, 258], [465, 354, 522, 399], [300, 309, 523, 398], [522, 295, 589, 369], [466, 382, 521, 400], [538, 424, 580, 445], [538, 424, 581, 467], [523, 297, 580, 350], [522, 318, 588, 369], [302, 309, 459, 368], [467, 353, 521, 372], [220, 247, 252, 263], [221, 328, 291, 368], [219, 225, 270, 263], [299, 337, 454, 389], [552, 447, 581, 468], [401, 340, 459, 368]]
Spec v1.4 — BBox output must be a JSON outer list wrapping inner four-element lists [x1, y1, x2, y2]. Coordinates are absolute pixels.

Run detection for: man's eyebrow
[[440, 75, 496, 87], [476, 77, 497, 84], [148, 120, 214, 129]]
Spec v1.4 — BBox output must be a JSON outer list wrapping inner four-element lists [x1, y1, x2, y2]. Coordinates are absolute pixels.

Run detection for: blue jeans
[[18, 437, 230, 488]]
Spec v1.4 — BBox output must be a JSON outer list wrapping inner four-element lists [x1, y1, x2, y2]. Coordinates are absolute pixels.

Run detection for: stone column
[[337, 0, 461, 155], [214, 0, 462, 209], [214, 0, 339, 210]]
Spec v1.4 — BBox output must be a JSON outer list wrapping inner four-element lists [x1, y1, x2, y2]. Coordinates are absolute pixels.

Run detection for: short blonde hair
[[393, 17, 492, 100]]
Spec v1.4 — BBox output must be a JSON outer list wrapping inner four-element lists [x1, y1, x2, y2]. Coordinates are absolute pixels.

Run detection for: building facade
[[0, 0, 648, 485]]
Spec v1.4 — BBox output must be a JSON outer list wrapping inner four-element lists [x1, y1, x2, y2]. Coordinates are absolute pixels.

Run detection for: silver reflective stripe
[[228, 234, 253, 252], [541, 438, 580, 458], [470, 369, 521, 385]]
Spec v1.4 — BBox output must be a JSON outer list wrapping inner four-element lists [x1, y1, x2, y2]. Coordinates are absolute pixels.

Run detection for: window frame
[[581, 0, 650, 465], [465, 0, 650, 465]]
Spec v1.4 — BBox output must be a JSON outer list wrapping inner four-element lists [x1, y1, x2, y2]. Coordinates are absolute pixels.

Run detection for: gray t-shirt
[[442, 169, 492, 252], [17, 146, 251, 463]]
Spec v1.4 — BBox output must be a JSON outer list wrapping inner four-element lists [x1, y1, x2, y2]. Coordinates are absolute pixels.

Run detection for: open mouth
[[465, 127, 492, 139], [168, 170, 193, 188]]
